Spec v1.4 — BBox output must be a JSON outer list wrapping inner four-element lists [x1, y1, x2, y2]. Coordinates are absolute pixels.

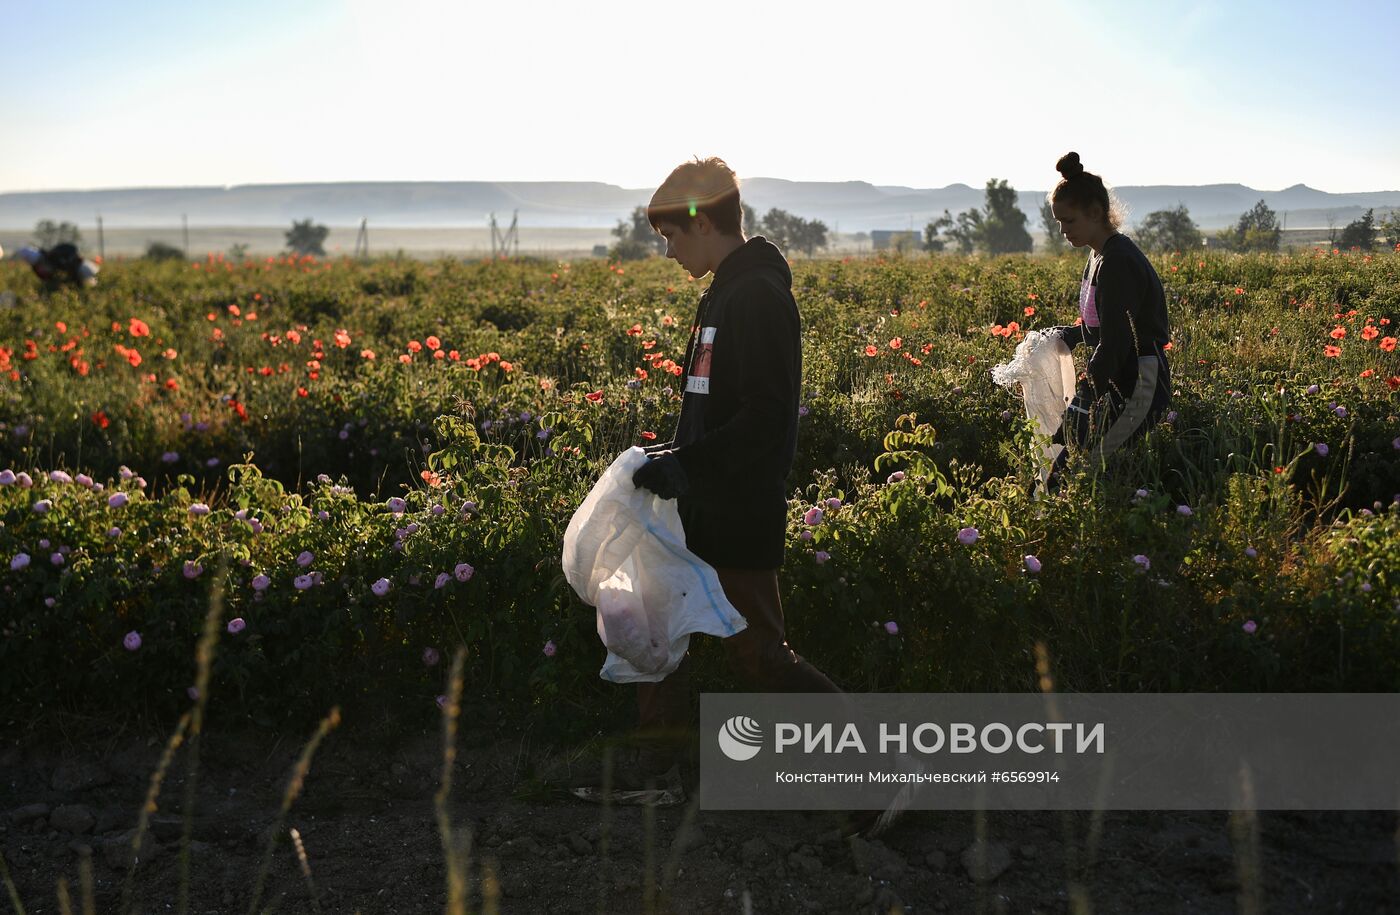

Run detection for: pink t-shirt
[[1078, 257, 1101, 328]]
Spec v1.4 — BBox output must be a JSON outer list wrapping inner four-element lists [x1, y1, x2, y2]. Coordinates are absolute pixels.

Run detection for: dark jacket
[[1061, 233, 1171, 401], [665, 237, 800, 569]]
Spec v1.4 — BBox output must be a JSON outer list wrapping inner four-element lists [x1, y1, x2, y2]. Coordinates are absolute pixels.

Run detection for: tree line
[[611, 204, 830, 260], [920, 183, 1397, 255], [19, 218, 332, 260], [21, 198, 1397, 268]]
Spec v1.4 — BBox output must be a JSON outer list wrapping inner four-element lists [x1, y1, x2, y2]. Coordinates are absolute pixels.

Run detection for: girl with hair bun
[[1046, 152, 1171, 470]]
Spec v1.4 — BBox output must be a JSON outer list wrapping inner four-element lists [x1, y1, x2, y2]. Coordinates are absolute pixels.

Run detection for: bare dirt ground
[[3, 720, 1398, 914]]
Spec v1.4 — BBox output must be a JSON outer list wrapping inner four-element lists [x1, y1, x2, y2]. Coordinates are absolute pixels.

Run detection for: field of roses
[[2, 247, 1398, 734]]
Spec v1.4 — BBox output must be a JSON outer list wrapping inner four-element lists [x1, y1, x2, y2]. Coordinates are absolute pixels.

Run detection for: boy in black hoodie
[[630, 157, 841, 784]]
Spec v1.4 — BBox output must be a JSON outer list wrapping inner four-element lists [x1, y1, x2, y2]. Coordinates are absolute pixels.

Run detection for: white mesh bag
[[563, 447, 747, 683], [991, 328, 1077, 481]]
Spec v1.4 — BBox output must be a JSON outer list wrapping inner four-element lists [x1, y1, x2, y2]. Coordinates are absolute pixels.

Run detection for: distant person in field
[[16, 243, 99, 287], [625, 156, 842, 785], [1045, 152, 1171, 471]]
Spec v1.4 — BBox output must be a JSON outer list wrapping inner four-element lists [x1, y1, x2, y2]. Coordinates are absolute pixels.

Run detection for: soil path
[[3, 725, 1397, 914]]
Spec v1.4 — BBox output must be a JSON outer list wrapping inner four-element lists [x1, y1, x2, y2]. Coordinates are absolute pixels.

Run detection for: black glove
[[1055, 324, 1085, 350], [632, 452, 689, 500]]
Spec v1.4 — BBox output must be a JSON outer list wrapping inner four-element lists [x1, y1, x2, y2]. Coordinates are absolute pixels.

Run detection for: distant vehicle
[[871, 230, 921, 252]]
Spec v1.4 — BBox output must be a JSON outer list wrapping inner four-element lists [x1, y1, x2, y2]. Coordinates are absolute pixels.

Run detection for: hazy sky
[[1, 0, 1395, 193]]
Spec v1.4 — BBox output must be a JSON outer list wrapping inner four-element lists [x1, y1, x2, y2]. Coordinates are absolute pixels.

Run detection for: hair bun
[[1056, 152, 1084, 180]]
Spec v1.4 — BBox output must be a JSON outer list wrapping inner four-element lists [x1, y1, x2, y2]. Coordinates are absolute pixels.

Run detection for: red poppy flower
[[1324, 345, 1341, 358], [585, 390, 603, 403], [864, 345, 878, 357], [1380, 337, 1397, 353]]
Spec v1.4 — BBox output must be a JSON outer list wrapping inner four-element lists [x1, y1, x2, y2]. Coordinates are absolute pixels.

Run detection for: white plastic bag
[[562, 447, 747, 683], [991, 328, 1077, 482]]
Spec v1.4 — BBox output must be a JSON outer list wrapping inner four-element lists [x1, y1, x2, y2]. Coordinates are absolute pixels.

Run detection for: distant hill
[[2, 179, 1397, 233]]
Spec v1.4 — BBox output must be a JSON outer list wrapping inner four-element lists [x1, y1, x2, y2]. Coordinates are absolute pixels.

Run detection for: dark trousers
[[636, 566, 840, 751]]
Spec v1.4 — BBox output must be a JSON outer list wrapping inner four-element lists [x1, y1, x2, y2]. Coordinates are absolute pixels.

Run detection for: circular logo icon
[[718, 716, 764, 762]]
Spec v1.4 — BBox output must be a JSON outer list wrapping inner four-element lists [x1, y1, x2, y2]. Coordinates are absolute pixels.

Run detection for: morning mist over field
[[2, 179, 1398, 234]]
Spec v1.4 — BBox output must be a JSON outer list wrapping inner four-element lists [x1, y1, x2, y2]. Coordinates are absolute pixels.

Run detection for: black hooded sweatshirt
[[666, 236, 800, 570]]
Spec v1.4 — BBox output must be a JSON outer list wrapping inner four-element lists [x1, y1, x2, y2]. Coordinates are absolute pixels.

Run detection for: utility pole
[[182, 213, 190, 256], [489, 211, 519, 258], [96, 215, 104, 261], [353, 217, 369, 258]]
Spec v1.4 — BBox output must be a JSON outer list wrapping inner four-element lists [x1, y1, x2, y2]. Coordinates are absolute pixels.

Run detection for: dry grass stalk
[[179, 571, 226, 914], [435, 647, 471, 915], [245, 706, 342, 915]]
